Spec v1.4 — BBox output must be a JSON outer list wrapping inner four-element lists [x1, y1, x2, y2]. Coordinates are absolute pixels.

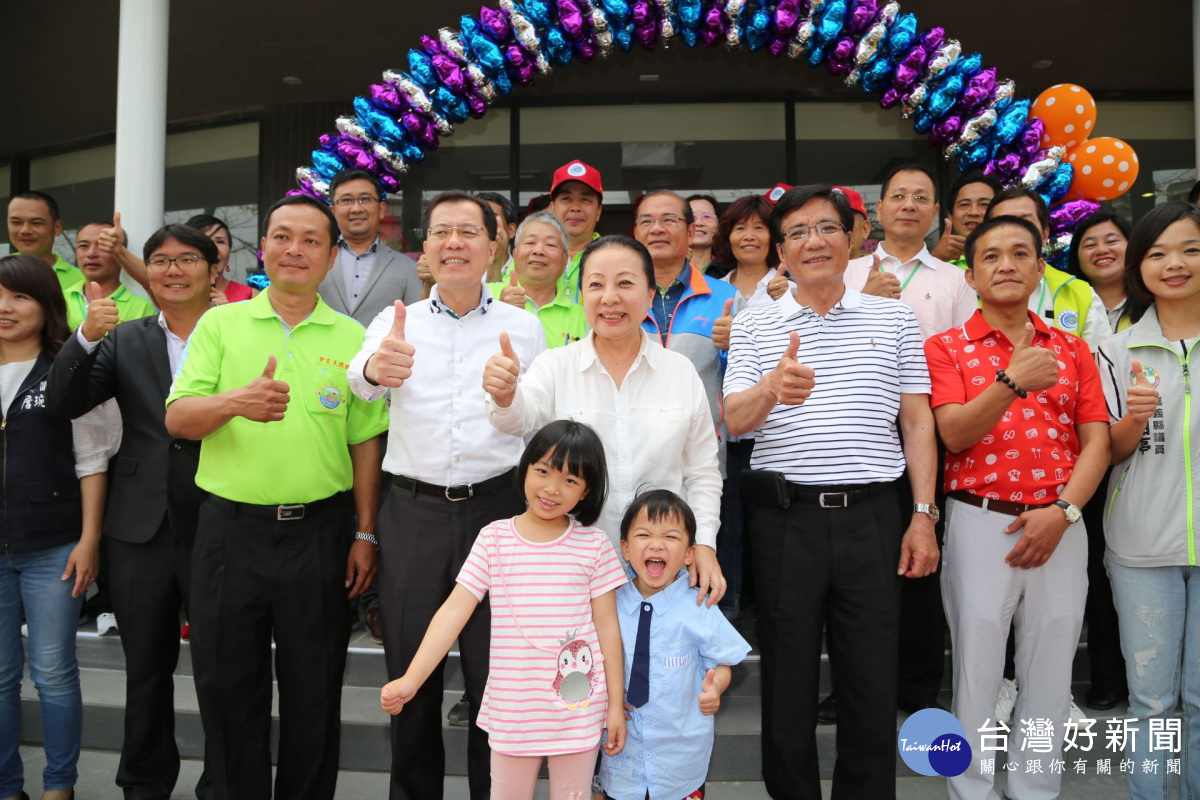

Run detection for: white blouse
[[487, 330, 722, 550]]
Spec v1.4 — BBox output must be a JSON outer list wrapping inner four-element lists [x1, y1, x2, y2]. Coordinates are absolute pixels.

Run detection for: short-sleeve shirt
[[52, 254, 84, 293], [64, 284, 157, 331], [166, 289, 389, 504], [723, 286, 931, 485], [925, 309, 1108, 501], [485, 281, 588, 349], [600, 572, 751, 800], [455, 517, 627, 756]]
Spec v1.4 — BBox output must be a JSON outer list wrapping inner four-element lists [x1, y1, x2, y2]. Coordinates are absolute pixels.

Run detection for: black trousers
[[749, 482, 903, 800], [377, 478, 524, 800], [1083, 468, 1126, 695], [896, 476, 946, 709], [190, 494, 353, 800], [107, 518, 193, 800]]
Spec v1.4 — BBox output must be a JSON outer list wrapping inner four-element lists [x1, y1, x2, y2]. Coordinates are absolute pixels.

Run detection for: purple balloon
[[1050, 199, 1102, 234], [402, 112, 437, 147], [826, 37, 856, 75], [369, 83, 410, 114], [1014, 118, 1046, 158], [318, 133, 339, 150], [983, 152, 1024, 186], [775, 0, 802, 34], [558, 0, 587, 39], [929, 114, 963, 145], [432, 54, 468, 94], [420, 35, 446, 57], [879, 87, 903, 109], [466, 90, 488, 118], [480, 7, 512, 42], [575, 35, 597, 61], [959, 67, 997, 112], [848, 0, 880, 34], [919, 26, 945, 53], [700, 2, 727, 47], [767, 34, 790, 57], [892, 46, 928, 90], [634, 1, 658, 49]]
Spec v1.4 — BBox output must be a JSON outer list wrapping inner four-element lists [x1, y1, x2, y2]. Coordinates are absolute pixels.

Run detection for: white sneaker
[[96, 612, 119, 636], [1069, 696, 1087, 723], [994, 678, 1019, 724], [20, 623, 28, 639]]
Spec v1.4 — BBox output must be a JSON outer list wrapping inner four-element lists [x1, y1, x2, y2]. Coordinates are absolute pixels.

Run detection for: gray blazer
[[319, 240, 425, 327]]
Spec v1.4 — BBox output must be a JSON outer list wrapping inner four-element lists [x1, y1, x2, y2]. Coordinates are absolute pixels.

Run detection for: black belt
[[393, 469, 515, 502], [207, 494, 342, 521], [789, 481, 894, 508], [948, 491, 1052, 518]]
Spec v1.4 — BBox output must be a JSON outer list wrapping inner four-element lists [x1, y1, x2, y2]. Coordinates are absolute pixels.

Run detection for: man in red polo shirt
[[925, 215, 1110, 800]]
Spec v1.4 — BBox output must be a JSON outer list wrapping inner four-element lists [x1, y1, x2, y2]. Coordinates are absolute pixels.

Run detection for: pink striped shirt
[[457, 517, 627, 756]]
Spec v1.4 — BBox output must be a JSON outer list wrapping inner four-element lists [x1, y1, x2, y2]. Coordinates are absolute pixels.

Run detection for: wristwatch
[[1054, 500, 1082, 524], [913, 503, 941, 523], [355, 531, 379, 547]]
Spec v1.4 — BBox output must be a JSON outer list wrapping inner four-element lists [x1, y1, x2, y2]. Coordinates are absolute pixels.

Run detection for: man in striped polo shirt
[[724, 185, 940, 800]]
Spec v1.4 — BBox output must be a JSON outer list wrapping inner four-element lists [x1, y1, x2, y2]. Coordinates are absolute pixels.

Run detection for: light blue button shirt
[[600, 570, 751, 800]]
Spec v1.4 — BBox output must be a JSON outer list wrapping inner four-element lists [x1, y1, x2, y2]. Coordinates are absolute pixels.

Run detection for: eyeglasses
[[883, 192, 934, 206], [333, 196, 380, 208], [694, 212, 717, 223], [634, 214, 686, 230], [147, 254, 205, 270], [782, 222, 846, 243], [427, 224, 486, 240]]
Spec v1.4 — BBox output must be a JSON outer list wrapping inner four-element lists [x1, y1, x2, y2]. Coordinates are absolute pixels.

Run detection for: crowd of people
[[1, 158, 1199, 800]]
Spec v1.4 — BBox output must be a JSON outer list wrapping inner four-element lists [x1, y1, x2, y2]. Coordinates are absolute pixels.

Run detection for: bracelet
[[995, 369, 1028, 399], [355, 531, 379, 546]]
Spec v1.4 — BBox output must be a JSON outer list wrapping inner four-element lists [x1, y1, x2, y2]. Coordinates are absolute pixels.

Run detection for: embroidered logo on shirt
[[1057, 309, 1079, 332], [317, 386, 344, 410], [553, 634, 596, 710]]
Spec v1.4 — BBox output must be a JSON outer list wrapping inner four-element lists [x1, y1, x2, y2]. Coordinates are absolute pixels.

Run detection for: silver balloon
[[438, 28, 469, 63], [844, 67, 861, 87], [854, 21, 886, 66], [585, 0, 615, 56], [901, 84, 927, 119], [724, 0, 746, 49], [500, 0, 543, 54], [1020, 146, 1066, 190], [991, 79, 1016, 106], [924, 39, 961, 82], [787, 19, 814, 59], [296, 168, 331, 198], [658, 0, 676, 47], [466, 63, 497, 102], [335, 116, 369, 141], [535, 52, 552, 75], [371, 143, 409, 174], [383, 72, 454, 136], [944, 108, 997, 160]]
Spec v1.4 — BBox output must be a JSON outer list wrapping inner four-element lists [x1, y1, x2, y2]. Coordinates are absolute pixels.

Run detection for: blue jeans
[[0, 542, 84, 797], [1107, 559, 1200, 799]]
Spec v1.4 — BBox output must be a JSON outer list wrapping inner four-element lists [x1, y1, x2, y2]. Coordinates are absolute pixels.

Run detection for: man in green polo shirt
[[487, 210, 587, 348], [66, 221, 157, 331], [550, 159, 604, 303], [164, 195, 388, 800], [7, 190, 84, 292]]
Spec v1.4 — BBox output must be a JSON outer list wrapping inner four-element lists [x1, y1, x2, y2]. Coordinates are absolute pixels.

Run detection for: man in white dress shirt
[[348, 191, 545, 800]]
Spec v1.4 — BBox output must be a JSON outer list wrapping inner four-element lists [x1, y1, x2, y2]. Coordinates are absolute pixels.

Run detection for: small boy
[[600, 490, 751, 800]]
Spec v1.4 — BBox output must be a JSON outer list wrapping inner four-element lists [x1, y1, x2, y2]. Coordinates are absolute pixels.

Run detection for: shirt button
[[453, 456, 461, 463], [643, 604, 651, 612]]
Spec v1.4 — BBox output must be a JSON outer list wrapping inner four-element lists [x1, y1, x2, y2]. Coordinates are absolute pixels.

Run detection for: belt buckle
[[277, 503, 305, 521], [444, 484, 474, 502], [819, 492, 848, 509]]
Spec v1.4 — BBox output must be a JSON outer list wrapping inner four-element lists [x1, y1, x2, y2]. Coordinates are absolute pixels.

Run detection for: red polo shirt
[[925, 310, 1108, 503]]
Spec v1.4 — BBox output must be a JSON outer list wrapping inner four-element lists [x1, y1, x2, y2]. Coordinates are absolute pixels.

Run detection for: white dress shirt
[[486, 330, 722, 549], [844, 244, 977, 340], [349, 285, 547, 485], [722, 269, 797, 308]]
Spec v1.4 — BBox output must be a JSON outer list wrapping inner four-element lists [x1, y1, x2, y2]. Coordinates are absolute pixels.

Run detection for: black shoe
[[899, 698, 947, 714], [816, 694, 837, 725], [1085, 685, 1127, 711], [447, 694, 470, 727]]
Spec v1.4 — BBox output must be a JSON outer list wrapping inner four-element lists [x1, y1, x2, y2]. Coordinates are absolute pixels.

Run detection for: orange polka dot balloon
[[1031, 83, 1097, 150], [1065, 137, 1140, 201]]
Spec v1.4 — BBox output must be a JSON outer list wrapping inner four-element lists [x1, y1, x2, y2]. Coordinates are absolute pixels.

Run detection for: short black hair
[[0, 254, 69, 355], [716, 195, 780, 271], [262, 195, 340, 246], [963, 215, 1044, 270], [948, 171, 1002, 208], [11, 191, 60, 222], [985, 186, 1050, 234], [476, 192, 518, 229], [769, 184, 855, 243], [516, 420, 609, 527], [143, 223, 221, 266], [1188, 180, 1200, 206], [183, 214, 231, 240], [422, 190, 498, 241], [1124, 202, 1200, 307], [685, 194, 721, 217], [1066, 212, 1132, 278], [641, 190, 694, 225], [78, 220, 128, 247], [879, 163, 940, 206], [578, 234, 655, 289], [329, 168, 385, 201], [620, 489, 697, 547]]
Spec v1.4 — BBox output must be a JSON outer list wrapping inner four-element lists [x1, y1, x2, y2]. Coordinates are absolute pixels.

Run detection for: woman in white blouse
[[483, 235, 726, 604]]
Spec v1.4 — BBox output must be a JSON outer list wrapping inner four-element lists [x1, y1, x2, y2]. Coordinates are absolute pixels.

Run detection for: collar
[[1126, 304, 1169, 347], [617, 569, 692, 617], [777, 282, 861, 320], [52, 253, 76, 273], [876, 242, 938, 270], [337, 236, 380, 255], [247, 287, 335, 326], [156, 311, 189, 342], [577, 328, 663, 373], [429, 284, 492, 317], [962, 308, 1051, 342]]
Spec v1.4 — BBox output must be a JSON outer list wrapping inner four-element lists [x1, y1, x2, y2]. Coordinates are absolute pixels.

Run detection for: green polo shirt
[[52, 254, 84, 293], [166, 290, 389, 504], [64, 283, 157, 331], [561, 232, 601, 303], [486, 281, 588, 348]]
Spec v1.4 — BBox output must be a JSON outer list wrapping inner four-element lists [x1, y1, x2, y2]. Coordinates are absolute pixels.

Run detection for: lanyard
[[1035, 278, 1047, 316], [880, 259, 922, 291]]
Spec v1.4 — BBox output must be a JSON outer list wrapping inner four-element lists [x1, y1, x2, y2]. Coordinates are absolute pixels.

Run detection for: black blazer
[[46, 316, 205, 545]]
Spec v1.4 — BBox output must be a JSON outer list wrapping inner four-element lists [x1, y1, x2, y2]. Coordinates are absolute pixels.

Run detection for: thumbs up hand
[[1126, 359, 1160, 424], [767, 331, 815, 406], [862, 254, 902, 298], [767, 263, 790, 300], [79, 281, 120, 343], [366, 301, 417, 388], [237, 355, 290, 422], [711, 298, 735, 351], [931, 215, 966, 262], [98, 212, 125, 255], [499, 269, 527, 309], [1006, 322, 1059, 393], [698, 668, 722, 716], [482, 332, 521, 408]]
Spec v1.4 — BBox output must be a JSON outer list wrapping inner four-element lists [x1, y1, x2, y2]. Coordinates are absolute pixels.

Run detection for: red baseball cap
[[833, 186, 868, 219], [766, 183, 793, 204], [551, 160, 603, 200]]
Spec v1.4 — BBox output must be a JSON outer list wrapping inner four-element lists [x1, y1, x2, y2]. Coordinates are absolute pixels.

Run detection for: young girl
[[381, 419, 627, 799], [1097, 201, 1200, 797]]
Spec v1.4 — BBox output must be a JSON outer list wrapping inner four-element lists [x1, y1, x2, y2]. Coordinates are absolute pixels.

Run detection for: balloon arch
[[292, 0, 1139, 257]]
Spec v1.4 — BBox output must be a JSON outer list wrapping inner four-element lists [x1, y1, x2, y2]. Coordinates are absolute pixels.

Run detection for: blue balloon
[[992, 99, 1031, 148], [745, 7, 770, 51], [1038, 163, 1074, 206], [886, 13, 918, 56], [462, 28, 505, 74], [951, 51, 983, 80], [407, 51, 438, 89], [431, 86, 470, 124], [246, 273, 270, 290], [310, 149, 345, 181], [861, 53, 897, 94], [956, 139, 995, 172], [927, 74, 963, 119], [492, 66, 514, 95], [806, 42, 827, 68], [600, 0, 631, 26], [912, 110, 935, 135], [815, 0, 847, 44], [524, 0, 554, 28], [353, 96, 407, 147], [614, 23, 634, 52], [677, 0, 702, 27], [545, 27, 574, 66]]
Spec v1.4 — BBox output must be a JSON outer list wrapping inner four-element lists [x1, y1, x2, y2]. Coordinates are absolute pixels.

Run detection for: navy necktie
[[627, 602, 652, 708]]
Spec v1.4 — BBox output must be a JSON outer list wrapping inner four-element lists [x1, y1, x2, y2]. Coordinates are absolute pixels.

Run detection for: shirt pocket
[[659, 649, 698, 710], [306, 366, 350, 420]]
